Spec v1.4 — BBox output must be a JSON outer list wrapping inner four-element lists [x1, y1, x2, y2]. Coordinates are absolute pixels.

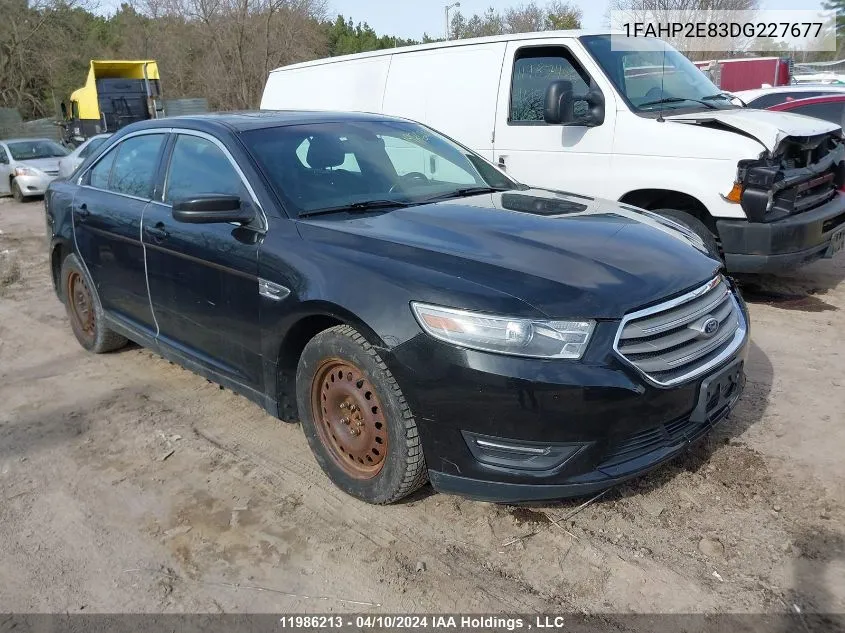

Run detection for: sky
[[328, 0, 827, 40]]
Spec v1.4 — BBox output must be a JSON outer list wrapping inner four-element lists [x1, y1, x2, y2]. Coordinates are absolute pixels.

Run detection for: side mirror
[[544, 80, 574, 125], [60, 102, 68, 119], [544, 81, 606, 127], [172, 195, 254, 224], [0, 154, 8, 165]]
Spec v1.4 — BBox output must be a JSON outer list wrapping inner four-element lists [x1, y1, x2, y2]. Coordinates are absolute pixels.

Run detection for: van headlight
[[411, 302, 595, 359]]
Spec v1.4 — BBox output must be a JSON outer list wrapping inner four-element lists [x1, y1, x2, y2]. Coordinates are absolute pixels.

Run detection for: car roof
[[734, 85, 845, 100], [769, 94, 845, 110], [122, 110, 415, 134]]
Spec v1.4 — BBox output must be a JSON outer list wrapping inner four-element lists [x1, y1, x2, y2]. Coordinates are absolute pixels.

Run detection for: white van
[[261, 31, 845, 273]]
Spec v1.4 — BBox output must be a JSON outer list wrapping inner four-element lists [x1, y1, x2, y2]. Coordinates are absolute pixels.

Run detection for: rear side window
[[510, 47, 590, 123], [79, 137, 107, 160], [165, 135, 245, 203], [89, 150, 116, 189], [109, 134, 164, 198], [789, 101, 845, 127]]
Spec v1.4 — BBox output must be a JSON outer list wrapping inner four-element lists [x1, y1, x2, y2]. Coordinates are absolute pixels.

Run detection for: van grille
[[614, 277, 746, 386]]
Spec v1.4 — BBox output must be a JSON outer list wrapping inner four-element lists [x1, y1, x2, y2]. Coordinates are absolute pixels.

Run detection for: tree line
[[0, 0, 581, 121]]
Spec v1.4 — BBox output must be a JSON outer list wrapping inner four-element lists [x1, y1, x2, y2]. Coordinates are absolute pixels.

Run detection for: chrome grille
[[614, 277, 746, 386]]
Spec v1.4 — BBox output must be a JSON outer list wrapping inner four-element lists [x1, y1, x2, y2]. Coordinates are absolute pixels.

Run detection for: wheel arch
[[619, 189, 717, 234], [272, 302, 386, 423], [50, 237, 74, 300]]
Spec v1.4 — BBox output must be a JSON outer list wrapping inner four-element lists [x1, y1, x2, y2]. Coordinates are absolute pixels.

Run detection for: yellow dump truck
[[61, 60, 163, 145]]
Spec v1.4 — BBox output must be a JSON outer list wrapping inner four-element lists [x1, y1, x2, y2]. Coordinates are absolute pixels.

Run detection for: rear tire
[[60, 253, 128, 353], [296, 325, 428, 504], [653, 208, 722, 262], [11, 179, 25, 203]]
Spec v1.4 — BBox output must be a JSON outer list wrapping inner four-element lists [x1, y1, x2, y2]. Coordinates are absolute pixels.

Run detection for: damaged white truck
[[262, 31, 845, 273]]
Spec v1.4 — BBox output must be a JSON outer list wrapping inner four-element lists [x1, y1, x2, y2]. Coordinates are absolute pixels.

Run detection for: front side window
[[109, 134, 164, 198], [581, 34, 738, 113], [165, 135, 244, 203], [242, 120, 518, 216], [89, 150, 116, 189], [7, 140, 68, 160], [510, 48, 590, 123]]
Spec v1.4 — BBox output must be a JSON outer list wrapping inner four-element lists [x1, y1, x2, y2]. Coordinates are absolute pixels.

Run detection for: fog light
[[462, 431, 586, 472]]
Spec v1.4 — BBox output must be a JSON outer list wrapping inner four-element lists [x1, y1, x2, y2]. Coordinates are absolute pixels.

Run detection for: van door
[[493, 39, 615, 195]]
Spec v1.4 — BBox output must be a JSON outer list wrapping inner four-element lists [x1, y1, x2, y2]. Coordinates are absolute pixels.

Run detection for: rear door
[[73, 130, 166, 335], [142, 130, 264, 390], [493, 39, 615, 193]]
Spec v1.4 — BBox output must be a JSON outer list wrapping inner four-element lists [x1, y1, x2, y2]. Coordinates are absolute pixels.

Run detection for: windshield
[[241, 120, 517, 216], [7, 139, 68, 160], [581, 35, 738, 113]]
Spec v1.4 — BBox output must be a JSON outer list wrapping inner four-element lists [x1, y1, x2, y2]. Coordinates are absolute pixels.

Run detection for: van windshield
[[241, 120, 518, 217], [581, 35, 739, 113]]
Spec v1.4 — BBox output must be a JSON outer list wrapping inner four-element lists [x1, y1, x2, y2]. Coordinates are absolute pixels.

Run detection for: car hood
[[16, 157, 62, 172], [298, 189, 721, 319], [666, 108, 840, 153]]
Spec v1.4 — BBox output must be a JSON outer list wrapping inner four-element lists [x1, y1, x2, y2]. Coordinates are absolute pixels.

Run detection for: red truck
[[694, 57, 791, 92]]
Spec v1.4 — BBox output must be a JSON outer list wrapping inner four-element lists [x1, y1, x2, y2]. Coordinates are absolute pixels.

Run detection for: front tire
[[60, 254, 128, 353], [11, 179, 25, 203], [296, 325, 428, 504], [653, 208, 722, 262]]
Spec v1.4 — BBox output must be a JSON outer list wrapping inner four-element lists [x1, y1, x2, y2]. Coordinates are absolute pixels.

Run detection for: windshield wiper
[[703, 92, 746, 107], [639, 96, 718, 110], [298, 199, 412, 218], [420, 186, 510, 203]]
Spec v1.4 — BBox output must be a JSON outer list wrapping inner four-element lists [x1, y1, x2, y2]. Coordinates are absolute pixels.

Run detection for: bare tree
[[451, 1, 582, 39]]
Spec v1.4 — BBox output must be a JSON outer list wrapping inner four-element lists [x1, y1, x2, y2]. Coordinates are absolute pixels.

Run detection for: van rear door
[[493, 39, 615, 194], [382, 43, 506, 162]]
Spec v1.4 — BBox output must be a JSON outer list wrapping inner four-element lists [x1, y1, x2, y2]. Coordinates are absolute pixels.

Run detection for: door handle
[[498, 155, 507, 170], [145, 222, 169, 242], [75, 203, 90, 221]]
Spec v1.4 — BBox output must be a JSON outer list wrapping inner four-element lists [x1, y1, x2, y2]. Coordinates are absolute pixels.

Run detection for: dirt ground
[[0, 196, 843, 617]]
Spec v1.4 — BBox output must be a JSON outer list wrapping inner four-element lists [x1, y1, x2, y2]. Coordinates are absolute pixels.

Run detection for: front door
[[72, 131, 166, 335], [142, 131, 264, 390], [493, 39, 616, 196]]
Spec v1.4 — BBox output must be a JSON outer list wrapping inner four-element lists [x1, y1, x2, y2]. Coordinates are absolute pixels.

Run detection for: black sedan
[[45, 112, 749, 504]]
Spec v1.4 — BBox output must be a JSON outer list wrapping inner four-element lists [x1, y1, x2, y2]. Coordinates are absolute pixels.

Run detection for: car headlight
[[411, 302, 595, 359], [14, 167, 38, 177]]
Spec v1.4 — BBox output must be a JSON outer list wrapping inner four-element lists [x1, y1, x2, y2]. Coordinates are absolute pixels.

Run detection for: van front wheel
[[653, 209, 722, 263]]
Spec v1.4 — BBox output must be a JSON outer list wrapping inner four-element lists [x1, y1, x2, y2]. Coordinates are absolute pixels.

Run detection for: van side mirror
[[172, 195, 254, 224], [60, 102, 68, 119], [544, 80, 574, 125], [544, 81, 606, 127]]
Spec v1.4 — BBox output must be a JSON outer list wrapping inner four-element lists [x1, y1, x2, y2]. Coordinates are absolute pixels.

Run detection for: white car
[[0, 138, 68, 201], [57, 134, 112, 178], [261, 31, 845, 274], [734, 84, 845, 109]]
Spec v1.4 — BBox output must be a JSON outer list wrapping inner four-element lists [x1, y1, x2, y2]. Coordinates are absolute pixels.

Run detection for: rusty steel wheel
[[310, 358, 388, 479], [60, 254, 127, 353], [67, 269, 96, 345]]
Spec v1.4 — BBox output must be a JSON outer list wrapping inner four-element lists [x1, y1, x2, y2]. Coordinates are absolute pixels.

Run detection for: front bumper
[[14, 173, 56, 197], [718, 192, 845, 273], [386, 312, 749, 503]]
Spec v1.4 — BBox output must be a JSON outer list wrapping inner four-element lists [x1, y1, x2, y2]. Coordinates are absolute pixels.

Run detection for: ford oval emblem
[[702, 317, 720, 337]]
